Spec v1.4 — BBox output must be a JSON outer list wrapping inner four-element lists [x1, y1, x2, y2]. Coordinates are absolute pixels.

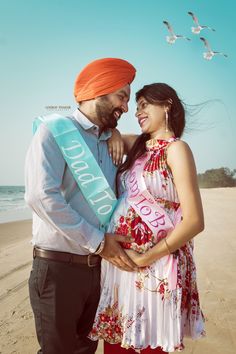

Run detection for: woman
[[89, 83, 205, 353]]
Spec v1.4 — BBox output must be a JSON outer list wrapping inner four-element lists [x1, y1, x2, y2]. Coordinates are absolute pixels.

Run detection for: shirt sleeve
[[24, 123, 104, 253]]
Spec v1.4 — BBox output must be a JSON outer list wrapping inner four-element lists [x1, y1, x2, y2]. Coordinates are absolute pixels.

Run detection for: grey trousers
[[29, 257, 100, 354]]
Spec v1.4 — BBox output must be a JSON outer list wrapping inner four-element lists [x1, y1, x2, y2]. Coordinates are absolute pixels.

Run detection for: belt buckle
[[87, 254, 97, 268]]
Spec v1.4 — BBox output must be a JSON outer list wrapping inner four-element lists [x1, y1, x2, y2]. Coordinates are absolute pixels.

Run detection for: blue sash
[[33, 114, 117, 231]]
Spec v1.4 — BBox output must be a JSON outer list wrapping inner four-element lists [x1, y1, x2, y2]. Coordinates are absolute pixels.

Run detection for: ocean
[[0, 186, 32, 223]]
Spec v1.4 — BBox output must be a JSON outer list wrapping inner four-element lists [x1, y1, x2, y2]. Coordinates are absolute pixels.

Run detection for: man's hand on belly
[[100, 233, 138, 272]]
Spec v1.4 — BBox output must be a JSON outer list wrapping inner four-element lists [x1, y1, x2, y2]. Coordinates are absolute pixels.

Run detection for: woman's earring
[[165, 110, 169, 132]]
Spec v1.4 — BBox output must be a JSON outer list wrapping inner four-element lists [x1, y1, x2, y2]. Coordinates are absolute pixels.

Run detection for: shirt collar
[[72, 109, 112, 140], [72, 109, 96, 130]]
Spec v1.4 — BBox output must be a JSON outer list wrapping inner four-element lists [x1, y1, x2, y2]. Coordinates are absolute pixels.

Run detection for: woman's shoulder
[[167, 139, 192, 154], [167, 139, 195, 168]]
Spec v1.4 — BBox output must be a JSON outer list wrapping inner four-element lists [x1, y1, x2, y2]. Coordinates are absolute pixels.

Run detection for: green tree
[[198, 168, 236, 188]]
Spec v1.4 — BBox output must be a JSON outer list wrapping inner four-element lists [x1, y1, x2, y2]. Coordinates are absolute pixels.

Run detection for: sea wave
[[0, 186, 28, 216]]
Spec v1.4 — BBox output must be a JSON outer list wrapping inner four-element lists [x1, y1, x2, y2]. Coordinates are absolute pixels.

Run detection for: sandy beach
[[0, 188, 235, 354]]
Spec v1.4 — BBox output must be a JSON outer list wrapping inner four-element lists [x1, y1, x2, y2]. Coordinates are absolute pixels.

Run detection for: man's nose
[[121, 101, 128, 113]]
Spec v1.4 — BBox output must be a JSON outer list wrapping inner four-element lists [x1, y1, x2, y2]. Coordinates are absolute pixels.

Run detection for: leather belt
[[33, 247, 101, 267]]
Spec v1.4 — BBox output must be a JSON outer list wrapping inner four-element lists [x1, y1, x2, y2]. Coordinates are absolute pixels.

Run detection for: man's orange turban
[[74, 58, 136, 102]]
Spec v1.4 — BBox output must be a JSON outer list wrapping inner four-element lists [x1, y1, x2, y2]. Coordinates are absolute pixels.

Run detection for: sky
[[0, 0, 235, 185]]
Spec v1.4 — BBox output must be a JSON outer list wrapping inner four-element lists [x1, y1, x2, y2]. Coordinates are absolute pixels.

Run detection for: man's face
[[95, 84, 131, 129]]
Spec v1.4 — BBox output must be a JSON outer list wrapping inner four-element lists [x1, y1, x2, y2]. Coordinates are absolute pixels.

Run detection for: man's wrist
[[94, 238, 105, 255]]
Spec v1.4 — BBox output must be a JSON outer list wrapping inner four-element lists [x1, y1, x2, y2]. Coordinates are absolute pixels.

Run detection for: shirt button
[[100, 160, 102, 164]]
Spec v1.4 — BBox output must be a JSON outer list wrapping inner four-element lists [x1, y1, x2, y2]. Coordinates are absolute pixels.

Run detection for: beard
[[95, 97, 122, 129]]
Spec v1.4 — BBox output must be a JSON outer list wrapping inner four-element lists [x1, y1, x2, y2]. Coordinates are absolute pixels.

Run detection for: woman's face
[[136, 96, 166, 136]]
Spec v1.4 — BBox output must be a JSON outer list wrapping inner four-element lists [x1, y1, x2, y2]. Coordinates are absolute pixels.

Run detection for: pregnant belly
[[113, 207, 155, 254]]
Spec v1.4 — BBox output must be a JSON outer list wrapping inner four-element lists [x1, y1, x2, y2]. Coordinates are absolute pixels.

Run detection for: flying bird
[[163, 21, 191, 44], [200, 37, 228, 60], [188, 11, 216, 34]]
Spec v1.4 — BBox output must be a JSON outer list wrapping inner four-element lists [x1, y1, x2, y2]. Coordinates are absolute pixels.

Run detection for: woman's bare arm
[[121, 134, 139, 154], [107, 130, 139, 165]]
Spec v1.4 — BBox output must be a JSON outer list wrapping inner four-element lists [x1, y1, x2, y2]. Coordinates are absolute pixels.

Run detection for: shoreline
[[0, 188, 236, 353], [0, 208, 32, 224]]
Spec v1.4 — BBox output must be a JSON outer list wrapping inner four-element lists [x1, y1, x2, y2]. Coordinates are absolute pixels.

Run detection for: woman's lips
[[138, 117, 148, 126]]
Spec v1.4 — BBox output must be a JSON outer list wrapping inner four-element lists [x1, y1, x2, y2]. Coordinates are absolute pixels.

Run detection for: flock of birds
[[163, 11, 228, 60]]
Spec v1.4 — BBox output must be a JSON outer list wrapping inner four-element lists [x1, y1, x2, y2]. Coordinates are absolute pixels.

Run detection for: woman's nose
[[135, 109, 141, 118]]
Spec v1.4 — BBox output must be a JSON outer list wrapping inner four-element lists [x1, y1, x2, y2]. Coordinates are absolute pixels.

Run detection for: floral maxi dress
[[89, 137, 205, 352]]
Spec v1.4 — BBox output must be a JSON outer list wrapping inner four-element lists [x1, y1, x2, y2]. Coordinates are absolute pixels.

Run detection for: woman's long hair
[[118, 83, 185, 178]]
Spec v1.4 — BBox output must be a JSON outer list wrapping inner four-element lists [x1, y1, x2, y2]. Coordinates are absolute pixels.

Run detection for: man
[[25, 58, 136, 354]]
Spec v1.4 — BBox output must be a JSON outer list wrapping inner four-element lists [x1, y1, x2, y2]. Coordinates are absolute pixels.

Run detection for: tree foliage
[[198, 168, 236, 188]]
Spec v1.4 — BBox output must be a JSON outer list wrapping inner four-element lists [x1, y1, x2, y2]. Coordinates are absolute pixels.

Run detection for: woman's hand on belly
[[124, 249, 153, 267]]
